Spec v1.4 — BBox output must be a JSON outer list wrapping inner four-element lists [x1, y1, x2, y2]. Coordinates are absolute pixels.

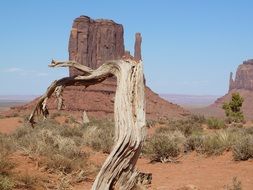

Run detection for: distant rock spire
[[134, 33, 142, 61], [229, 72, 234, 92]]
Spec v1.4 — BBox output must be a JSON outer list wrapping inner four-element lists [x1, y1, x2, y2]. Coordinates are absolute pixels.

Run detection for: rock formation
[[192, 59, 253, 120], [68, 16, 125, 76], [8, 16, 189, 120], [134, 33, 142, 61], [228, 59, 253, 92]]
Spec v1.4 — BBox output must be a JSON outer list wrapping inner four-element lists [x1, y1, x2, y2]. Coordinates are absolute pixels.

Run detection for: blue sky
[[0, 0, 253, 95]]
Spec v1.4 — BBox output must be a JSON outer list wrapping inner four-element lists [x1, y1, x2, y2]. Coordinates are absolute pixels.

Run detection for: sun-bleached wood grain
[[29, 59, 146, 190]]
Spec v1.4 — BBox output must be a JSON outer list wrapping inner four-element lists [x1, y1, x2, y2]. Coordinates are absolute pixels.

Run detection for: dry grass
[[0, 134, 15, 190], [224, 177, 242, 190], [144, 117, 253, 162], [82, 120, 114, 153]]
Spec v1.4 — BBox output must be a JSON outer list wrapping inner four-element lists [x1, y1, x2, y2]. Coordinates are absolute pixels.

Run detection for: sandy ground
[[1, 117, 253, 190], [0, 117, 23, 134]]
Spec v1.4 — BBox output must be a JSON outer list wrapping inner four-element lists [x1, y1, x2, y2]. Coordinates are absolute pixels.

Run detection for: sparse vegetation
[[222, 93, 244, 123], [224, 177, 242, 190], [81, 120, 114, 153], [143, 117, 253, 162], [207, 117, 226, 129], [0, 175, 14, 190], [143, 131, 185, 162], [232, 133, 253, 161], [0, 115, 252, 188], [0, 134, 15, 190], [15, 172, 38, 190], [0, 119, 114, 188]]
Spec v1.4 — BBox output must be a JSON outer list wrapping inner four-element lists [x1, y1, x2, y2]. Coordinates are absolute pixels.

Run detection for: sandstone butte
[[8, 16, 189, 120], [193, 59, 253, 120]]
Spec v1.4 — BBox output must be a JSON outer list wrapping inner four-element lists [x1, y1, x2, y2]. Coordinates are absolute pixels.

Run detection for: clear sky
[[0, 0, 253, 95]]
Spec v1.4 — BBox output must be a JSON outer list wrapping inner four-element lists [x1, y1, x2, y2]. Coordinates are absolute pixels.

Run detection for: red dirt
[[1, 117, 253, 189], [83, 150, 253, 190], [137, 152, 253, 190], [0, 117, 23, 134]]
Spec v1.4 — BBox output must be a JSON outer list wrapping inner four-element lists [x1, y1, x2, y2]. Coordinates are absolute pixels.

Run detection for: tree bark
[[29, 59, 146, 190]]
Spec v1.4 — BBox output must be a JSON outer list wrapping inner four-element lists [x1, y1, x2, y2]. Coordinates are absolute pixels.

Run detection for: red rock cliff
[[229, 59, 253, 92], [68, 16, 125, 76]]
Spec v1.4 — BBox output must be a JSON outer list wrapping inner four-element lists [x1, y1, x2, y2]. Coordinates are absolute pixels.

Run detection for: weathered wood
[[29, 59, 146, 190]]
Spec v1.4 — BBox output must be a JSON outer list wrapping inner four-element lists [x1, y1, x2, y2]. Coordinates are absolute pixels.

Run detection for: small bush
[[224, 177, 242, 190], [232, 134, 253, 161], [190, 115, 206, 124], [157, 118, 203, 137], [184, 134, 204, 152], [207, 117, 225, 129], [0, 134, 15, 176], [0, 175, 14, 190], [0, 158, 15, 176], [201, 130, 231, 155], [143, 131, 185, 162], [15, 172, 37, 189], [83, 120, 114, 153], [12, 121, 90, 175]]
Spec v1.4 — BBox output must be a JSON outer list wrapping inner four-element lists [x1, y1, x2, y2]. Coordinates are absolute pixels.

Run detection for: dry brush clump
[[15, 121, 90, 169], [144, 117, 253, 162], [82, 120, 114, 154], [206, 117, 226, 129], [143, 130, 186, 162], [0, 118, 115, 188], [224, 177, 242, 190], [0, 134, 15, 190]]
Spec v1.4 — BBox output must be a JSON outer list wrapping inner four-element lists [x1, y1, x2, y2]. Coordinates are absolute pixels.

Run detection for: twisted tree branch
[[29, 59, 146, 190]]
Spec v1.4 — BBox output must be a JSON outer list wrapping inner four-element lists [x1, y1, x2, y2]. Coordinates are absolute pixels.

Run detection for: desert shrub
[[0, 157, 15, 177], [206, 117, 226, 129], [15, 173, 37, 190], [41, 154, 88, 174], [11, 120, 90, 175], [222, 92, 244, 123], [0, 134, 15, 177], [184, 134, 204, 152], [0, 176, 14, 190], [157, 118, 203, 137], [243, 127, 253, 135], [190, 114, 206, 124], [50, 112, 61, 119], [83, 120, 114, 153], [200, 130, 232, 155], [232, 134, 253, 161], [146, 120, 156, 128], [224, 177, 242, 190], [143, 131, 185, 162]]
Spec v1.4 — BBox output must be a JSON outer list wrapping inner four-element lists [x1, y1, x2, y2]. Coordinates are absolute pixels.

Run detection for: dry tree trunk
[[29, 59, 146, 190]]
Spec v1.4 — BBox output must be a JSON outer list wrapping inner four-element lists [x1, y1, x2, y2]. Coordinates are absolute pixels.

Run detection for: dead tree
[[29, 59, 146, 190]]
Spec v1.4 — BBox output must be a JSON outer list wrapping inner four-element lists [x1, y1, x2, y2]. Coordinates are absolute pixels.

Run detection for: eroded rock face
[[134, 33, 142, 61], [69, 16, 125, 76], [229, 59, 253, 91], [193, 59, 253, 121]]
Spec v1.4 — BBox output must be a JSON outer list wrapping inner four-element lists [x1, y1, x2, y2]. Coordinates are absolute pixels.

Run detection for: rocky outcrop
[[69, 16, 125, 76], [8, 15, 189, 120], [134, 33, 142, 61], [229, 59, 253, 92], [192, 59, 253, 120]]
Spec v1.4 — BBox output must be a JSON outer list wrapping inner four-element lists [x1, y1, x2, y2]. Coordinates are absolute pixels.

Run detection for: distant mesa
[[7, 15, 189, 120], [193, 59, 253, 120], [229, 59, 253, 92], [69, 15, 125, 76]]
